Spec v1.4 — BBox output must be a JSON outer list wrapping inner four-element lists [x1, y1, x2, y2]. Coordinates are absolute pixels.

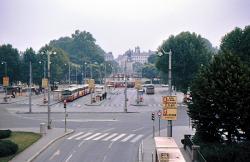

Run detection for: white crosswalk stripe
[[84, 133, 101, 140], [130, 135, 144, 143], [111, 134, 126, 141], [93, 133, 109, 141], [121, 134, 135, 142], [67, 132, 144, 143], [67, 132, 84, 140], [75, 132, 92, 140], [102, 133, 118, 141]]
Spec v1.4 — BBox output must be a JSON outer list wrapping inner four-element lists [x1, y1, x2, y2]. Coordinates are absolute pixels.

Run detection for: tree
[[148, 54, 157, 64], [220, 25, 250, 66], [142, 64, 159, 79], [156, 32, 213, 93], [49, 30, 105, 66], [189, 52, 250, 143], [0, 44, 21, 84]]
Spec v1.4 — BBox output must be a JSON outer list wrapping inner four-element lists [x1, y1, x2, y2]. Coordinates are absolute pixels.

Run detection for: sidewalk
[[142, 126, 195, 162], [2, 127, 74, 162]]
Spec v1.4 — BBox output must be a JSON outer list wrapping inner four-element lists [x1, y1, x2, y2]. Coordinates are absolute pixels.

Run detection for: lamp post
[[157, 48, 172, 137], [39, 61, 47, 103], [124, 60, 128, 113], [1, 61, 7, 100], [84, 62, 87, 82], [41, 50, 56, 129], [64, 63, 71, 86], [29, 61, 32, 113]]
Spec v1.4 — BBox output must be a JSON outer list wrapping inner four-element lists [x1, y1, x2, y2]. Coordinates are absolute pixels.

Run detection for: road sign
[[89, 79, 95, 89], [162, 96, 177, 104], [3, 76, 9, 87], [42, 78, 48, 88], [162, 108, 177, 120], [135, 79, 142, 90]]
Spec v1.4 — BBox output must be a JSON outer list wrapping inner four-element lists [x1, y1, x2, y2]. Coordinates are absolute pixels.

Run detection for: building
[[104, 52, 114, 61]]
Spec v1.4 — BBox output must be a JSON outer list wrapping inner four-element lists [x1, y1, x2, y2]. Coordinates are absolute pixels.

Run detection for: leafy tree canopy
[[220, 25, 250, 66], [49, 30, 105, 65], [189, 52, 250, 143], [156, 31, 213, 93]]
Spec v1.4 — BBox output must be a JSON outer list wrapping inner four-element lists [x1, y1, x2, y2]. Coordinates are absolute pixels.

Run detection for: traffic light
[[151, 112, 155, 121], [64, 100, 67, 108]]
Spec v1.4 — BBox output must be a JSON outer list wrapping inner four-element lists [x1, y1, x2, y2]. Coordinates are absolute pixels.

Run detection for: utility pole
[[68, 63, 71, 86], [124, 61, 128, 113], [167, 50, 172, 137], [29, 61, 32, 113]]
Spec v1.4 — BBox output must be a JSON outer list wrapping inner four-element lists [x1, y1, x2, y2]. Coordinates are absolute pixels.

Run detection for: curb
[[28, 129, 75, 162]]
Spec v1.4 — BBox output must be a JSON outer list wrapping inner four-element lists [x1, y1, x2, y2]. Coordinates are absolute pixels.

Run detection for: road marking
[[49, 149, 60, 160], [102, 133, 118, 141], [78, 141, 85, 147], [121, 134, 135, 142], [65, 154, 72, 162], [75, 132, 92, 140], [67, 132, 84, 140], [130, 135, 144, 143], [132, 127, 144, 132], [108, 141, 114, 148], [111, 134, 126, 141], [93, 133, 109, 140], [84, 133, 101, 140], [102, 155, 107, 162]]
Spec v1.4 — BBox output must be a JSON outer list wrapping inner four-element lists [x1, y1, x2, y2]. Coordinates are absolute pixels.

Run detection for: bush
[[0, 140, 18, 157], [193, 139, 250, 162], [0, 130, 11, 139]]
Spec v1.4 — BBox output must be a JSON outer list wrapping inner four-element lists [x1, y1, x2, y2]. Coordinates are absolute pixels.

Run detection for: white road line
[[102, 133, 118, 141], [111, 134, 126, 141], [65, 154, 72, 162], [121, 134, 135, 142], [132, 127, 144, 132], [102, 128, 114, 132], [84, 133, 101, 140], [130, 135, 144, 143], [67, 132, 84, 140], [78, 141, 85, 147], [75, 132, 92, 140], [93, 133, 109, 140], [49, 150, 60, 160]]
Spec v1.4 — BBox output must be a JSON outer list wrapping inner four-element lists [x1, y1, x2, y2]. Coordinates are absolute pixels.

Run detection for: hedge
[[0, 140, 18, 157], [0, 130, 11, 139]]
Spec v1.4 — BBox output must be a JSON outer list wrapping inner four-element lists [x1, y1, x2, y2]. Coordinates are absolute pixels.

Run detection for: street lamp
[[39, 61, 47, 103], [41, 50, 56, 129], [64, 63, 71, 86], [84, 62, 87, 82], [1, 61, 7, 101], [157, 48, 173, 137]]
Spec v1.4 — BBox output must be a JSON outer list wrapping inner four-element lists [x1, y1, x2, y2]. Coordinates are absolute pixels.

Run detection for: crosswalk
[[67, 132, 144, 143]]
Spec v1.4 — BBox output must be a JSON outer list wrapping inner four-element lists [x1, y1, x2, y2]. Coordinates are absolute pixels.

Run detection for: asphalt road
[[0, 87, 190, 162]]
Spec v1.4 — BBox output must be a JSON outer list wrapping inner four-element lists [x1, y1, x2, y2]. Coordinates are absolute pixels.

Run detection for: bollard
[[40, 123, 46, 136], [192, 145, 200, 162]]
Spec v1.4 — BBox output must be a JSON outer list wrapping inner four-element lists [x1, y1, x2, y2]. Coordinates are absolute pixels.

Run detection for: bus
[[61, 84, 90, 102], [146, 84, 155, 94]]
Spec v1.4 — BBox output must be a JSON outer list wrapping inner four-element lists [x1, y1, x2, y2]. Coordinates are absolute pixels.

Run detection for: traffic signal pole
[[167, 50, 172, 137]]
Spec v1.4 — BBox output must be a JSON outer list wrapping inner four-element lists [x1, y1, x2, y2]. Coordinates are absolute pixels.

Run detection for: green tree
[[148, 54, 157, 64], [156, 32, 213, 93], [142, 64, 159, 79], [0, 44, 21, 84], [49, 30, 105, 66], [220, 26, 250, 66], [189, 52, 250, 143]]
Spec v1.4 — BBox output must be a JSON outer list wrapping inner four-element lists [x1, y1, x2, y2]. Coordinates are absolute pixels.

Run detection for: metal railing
[[183, 135, 206, 162]]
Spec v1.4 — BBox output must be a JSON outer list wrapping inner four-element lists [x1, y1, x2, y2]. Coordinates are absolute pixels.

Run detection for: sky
[[0, 0, 250, 58]]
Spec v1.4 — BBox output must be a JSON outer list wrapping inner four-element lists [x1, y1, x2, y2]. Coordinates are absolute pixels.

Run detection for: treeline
[[0, 30, 118, 86]]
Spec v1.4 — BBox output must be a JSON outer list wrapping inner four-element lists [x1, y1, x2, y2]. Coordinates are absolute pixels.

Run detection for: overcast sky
[[0, 0, 249, 58]]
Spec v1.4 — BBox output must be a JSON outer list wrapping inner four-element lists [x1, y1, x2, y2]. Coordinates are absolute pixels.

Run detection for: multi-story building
[[104, 52, 114, 61]]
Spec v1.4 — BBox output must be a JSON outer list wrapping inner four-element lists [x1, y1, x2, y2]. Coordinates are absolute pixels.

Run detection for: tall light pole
[[29, 61, 32, 113], [124, 60, 128, 113], [64, 63, 71, 86], [41, 50, 56, 129], [158, 48, 172, 137], [39, 61, 46, 103], [84, 62, 87, 82], [1, 61, 7, 100]]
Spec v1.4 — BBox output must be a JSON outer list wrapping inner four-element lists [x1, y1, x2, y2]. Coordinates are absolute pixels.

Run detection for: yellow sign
[[162, 108, 177, 120], [42, 78, 48, 88], [162, 96, 177, 104], [135, 80, 142, 90], [3, 76, 9, 87], [89, 79, 95, 88], [160, 153, 169, 161]]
